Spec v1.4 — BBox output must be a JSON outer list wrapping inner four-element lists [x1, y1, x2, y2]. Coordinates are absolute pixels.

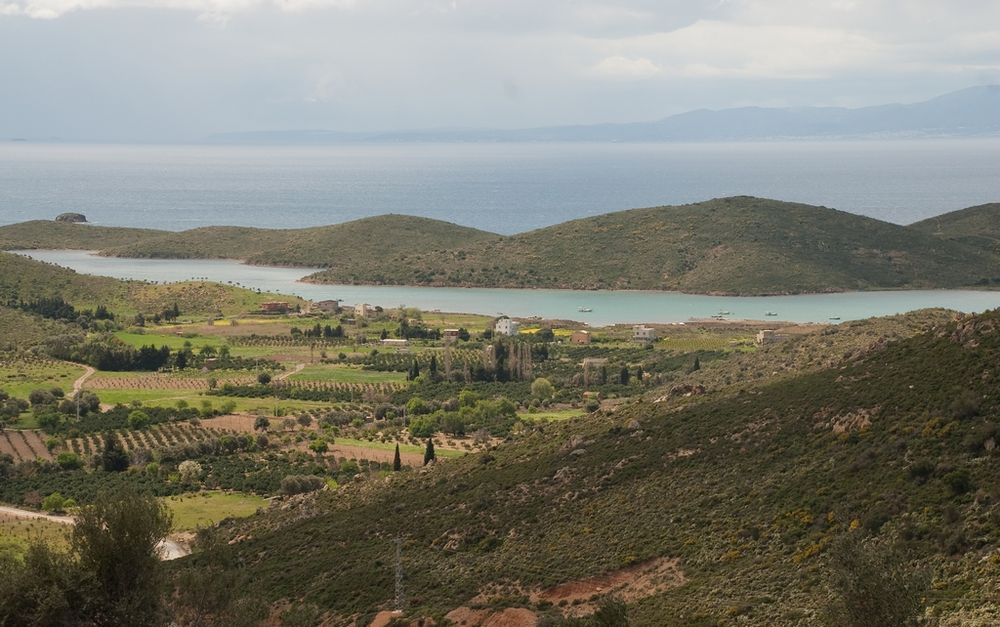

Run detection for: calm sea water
[[17, 251, 1000, 325], [2, 140, 1000, 233]]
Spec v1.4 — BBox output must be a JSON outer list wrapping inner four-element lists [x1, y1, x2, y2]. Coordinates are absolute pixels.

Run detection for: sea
[[5, 139, 1000, 324], [2, 139, 1000, 233]]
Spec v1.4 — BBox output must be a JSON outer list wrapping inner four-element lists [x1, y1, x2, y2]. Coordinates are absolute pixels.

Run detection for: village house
[[380, 338, 409, 348], [494, 316, 520, 337], [260, 301, 290, 314], [314, 299, 340, 313], [570, 330, 592, 345], [355, 303, 374, 318], [442, 328, 461, 342], [755, 329, 786, 346], [633, 325, 657, 344]]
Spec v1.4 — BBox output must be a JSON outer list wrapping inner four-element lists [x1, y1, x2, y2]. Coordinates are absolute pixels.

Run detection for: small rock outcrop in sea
[[54, 212, 87, 223]]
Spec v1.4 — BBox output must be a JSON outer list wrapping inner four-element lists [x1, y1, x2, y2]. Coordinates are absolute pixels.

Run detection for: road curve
[[0, 504, 191, 560]]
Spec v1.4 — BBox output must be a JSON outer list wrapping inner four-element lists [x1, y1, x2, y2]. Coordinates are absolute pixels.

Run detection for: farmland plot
[[0, 430, 53, 462]]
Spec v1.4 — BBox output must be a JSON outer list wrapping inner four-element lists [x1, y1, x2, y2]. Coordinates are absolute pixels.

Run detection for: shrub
[[178, 460, 204, 483], [42, 492, 66, 513], [56, 452, 82, 470], [279, 475, 325, 495]]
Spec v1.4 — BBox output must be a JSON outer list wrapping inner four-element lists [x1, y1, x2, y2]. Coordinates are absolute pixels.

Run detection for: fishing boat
[[829, 316, 841, 321], [577, 307, 593, 313], [765, 311, 777, 316]]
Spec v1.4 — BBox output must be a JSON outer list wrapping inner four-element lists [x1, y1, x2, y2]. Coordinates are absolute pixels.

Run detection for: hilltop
[[911, 202, 1000, 253], [174, 308, 1000, 624], [2, 197, 997, 295], [308, 197, 997, 293], [0, 220, 165, 251]]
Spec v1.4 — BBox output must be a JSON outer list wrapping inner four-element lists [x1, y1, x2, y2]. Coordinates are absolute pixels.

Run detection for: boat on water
[[829, 316, 841, 321], [578, 307, 593, 313], [765, 311, 777, 316], [718, 310, 731, 316]]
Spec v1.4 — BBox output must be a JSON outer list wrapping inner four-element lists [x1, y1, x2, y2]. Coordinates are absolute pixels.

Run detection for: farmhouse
[[380, 338, 409, 348], [315, 299, 340, 313], [443, 328, 461, 342], [494, 316, 520, 337], [755, 329, 787, 346], [633, 325, 657, 343], [570, 330, 592, 345], [355, 303, 374, 318], [260, 301, 290, 314]]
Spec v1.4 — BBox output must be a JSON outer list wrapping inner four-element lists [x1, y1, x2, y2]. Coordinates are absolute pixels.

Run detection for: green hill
[[175, 309, 1000, 624], [3, 198, 997, 294], [0, 252, 304, 316], [303, 197, 997, 294], [97, 215, 500, 270], [911, 202, 1000, 253], [0, 220, 165, 251]]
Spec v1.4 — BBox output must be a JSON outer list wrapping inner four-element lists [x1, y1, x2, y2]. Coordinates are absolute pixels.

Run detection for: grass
[[334, 437, 464, 458], [518, 408, 586, 421], [289, 365, 407, 384], [163, 491, 268, 531], [0, 360, 86, 399], [0, 514, 70, 560], [113, 331, 225, 351], [90, 388, 334, 414]]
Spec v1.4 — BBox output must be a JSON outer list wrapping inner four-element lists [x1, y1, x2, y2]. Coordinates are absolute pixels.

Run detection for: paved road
[[0, 504, 191, 560]]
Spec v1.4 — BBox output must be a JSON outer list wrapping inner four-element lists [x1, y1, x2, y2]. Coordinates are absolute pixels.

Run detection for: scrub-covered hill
[[173, 308, 1000, 625], [302, 197, 997, 294], [911, 202, 1000, 254]]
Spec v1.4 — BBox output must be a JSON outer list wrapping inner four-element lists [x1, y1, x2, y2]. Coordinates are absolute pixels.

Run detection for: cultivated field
[[0, 430, 53, 462]]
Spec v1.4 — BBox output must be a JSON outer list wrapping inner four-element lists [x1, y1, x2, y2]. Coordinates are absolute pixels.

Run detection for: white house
[[633, 325, 657, 343], [494, 316, 520, 337]]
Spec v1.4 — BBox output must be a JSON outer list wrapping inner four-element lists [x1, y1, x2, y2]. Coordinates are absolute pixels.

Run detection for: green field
[[518, 408, 586, 421], [163, 491, 268, 531], [0, 360, 85, 399], [0, 515, 70, 560], [114, 331, 226, 351], [89, 388, 334, 414], [334, 437, 464, 459], [289, 365, 406, 384]]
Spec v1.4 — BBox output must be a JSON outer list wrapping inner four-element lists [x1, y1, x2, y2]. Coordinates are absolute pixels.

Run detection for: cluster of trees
[[22, 387, 102, 432], [407, 392, 519, 437], [11, 296, 115, 324], [0, 390, 29, 427], [292, 323, 345, 339], [393, 319, 442, 340], [0, 488, 172, 625]]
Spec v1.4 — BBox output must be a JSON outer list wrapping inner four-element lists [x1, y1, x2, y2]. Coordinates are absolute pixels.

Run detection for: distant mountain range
[[210, 85, 1000, 144]]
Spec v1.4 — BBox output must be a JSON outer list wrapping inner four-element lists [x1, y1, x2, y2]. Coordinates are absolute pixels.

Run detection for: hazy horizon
[[3, 1, 1000, 142]]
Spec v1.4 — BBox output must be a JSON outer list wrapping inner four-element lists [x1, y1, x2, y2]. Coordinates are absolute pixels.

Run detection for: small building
[[442, 328, 461, 342], [355, 303, 374, 318], [633, 325, 657, 343], [494, 316, 520, 337], [315, 299, 340, 313], [261, 301, 290, 314], [570, 330, 592, 345], [380, 338, 409, 347], [755, 329, 786, 346]]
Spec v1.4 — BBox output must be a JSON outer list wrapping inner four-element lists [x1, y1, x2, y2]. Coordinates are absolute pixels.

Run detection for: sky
[[1, 0, 999, 141]]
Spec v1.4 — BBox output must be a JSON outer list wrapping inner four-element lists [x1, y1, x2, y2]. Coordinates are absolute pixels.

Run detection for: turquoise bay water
[[18, 250, 1000, 326]]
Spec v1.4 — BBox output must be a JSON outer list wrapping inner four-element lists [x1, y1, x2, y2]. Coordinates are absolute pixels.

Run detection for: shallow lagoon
[[17, 250, 1000, 326]]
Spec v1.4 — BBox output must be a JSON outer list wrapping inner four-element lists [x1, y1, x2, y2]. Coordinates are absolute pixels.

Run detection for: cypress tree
[[393, 444, 402, 471], [423, 438, 436, 465], [101, 433, 129, 472]]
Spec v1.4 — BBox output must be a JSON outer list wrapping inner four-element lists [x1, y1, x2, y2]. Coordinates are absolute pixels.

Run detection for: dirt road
[[0, 504, 191, 560]]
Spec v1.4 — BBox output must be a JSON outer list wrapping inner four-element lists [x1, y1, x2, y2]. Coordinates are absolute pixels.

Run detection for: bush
[[56, 452, 82, 471], [42, 492, 66, 513], [279, 475, 325, 495]]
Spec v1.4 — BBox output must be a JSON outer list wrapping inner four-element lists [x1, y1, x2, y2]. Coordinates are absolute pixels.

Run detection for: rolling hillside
[[3, 198, 997, 295], [97, 215, 500, 269], [176, 308, 1000, 624], [0, 252, 304, 316], [304, 197, 998, 294], [911, 202, 1000, 253], [0, 220, 165, 251]]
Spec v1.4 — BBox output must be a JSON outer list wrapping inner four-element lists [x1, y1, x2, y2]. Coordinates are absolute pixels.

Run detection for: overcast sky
[[2, 0, 999, 141]]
